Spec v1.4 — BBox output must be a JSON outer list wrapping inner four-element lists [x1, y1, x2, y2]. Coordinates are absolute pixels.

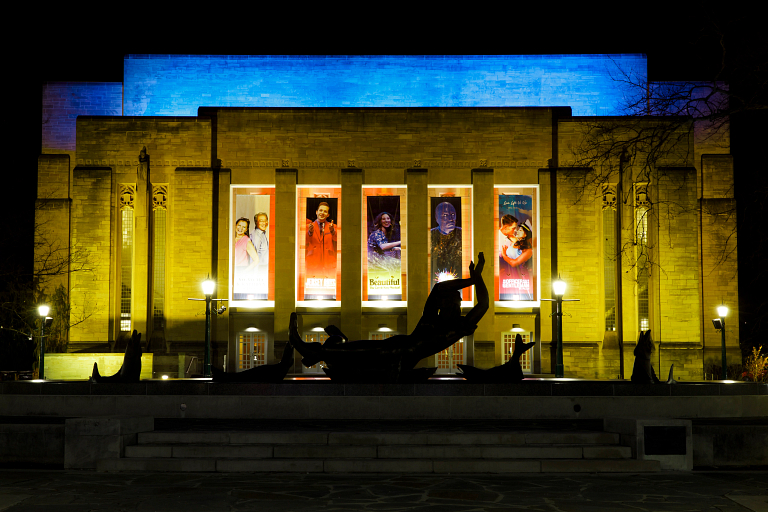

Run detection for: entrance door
[[502, 332, 533, 373], [238, 332, 267, 370], [435, 338, 466, 374]]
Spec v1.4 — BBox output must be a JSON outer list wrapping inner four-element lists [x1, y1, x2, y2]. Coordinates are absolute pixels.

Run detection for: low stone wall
[[693, 423, 768, 467], [44, 354, 154, 380], [1, 381, 765, 421], [0, 422, 64, 466]]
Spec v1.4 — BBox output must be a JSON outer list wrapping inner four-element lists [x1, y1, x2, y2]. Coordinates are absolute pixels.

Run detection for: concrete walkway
[[1, 470, 766, 511]]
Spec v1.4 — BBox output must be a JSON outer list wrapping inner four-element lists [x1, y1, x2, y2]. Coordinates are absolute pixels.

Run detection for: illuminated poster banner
[[302, 196, 339, 300], [497, 193, 536, 301], [429, 196, 463, 288], [231, 188, 275, 303], [366, 196, 402, 300]]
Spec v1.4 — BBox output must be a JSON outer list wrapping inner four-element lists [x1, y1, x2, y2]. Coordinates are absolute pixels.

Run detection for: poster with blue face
[[498, 194, 534, 301], [430, 197, 463, 289], [366, 196, 402, 300]]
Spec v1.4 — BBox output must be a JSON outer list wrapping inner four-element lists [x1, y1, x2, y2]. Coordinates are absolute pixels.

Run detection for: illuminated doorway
[[302, 332, 329, 374], [237, 332, 267, 371], [502, 331, 533, 373], [435, 338, 466, 374]]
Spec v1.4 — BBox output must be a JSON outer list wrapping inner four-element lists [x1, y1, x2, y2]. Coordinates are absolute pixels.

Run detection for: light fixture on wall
[[511, 324, 525, 332], [245, 326, 259, 332], [311, 324, 325, 332], [378, 324, 392, 332]]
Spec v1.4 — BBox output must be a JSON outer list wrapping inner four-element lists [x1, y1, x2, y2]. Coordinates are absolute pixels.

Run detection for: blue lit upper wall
[[123, 54, 647, 117], [42, 82, 123, 152]]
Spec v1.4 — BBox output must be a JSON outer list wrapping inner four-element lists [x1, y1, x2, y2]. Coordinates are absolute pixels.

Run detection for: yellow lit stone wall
[[69, 166, 112, 347], [700, 155, 739, 369], [654, 168, 703, 380], [67, 117, 212, 348], [43, 108, 736, 380], [166, 169, 215, 341], [36, 154, 72, 305]]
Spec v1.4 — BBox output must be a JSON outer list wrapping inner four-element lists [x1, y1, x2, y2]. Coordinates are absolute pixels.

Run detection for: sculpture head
[[438, 290, 462, 323], [435, 202, 457, 235]]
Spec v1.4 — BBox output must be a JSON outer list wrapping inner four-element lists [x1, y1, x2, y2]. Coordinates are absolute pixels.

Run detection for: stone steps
[[96, 429, 659, 473], [98, 457, 659, 473], [136, 430, 622, 446], [126, 443, 632, 460]]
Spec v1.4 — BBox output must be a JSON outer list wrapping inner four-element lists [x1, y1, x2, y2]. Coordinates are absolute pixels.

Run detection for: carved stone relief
[[119, 184, 136, 210], [152, 184, 169, 211], [602, 184, 617, 211]]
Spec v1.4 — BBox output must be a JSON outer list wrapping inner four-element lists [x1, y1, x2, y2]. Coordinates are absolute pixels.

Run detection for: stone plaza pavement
[[1, 470, 766, 512]]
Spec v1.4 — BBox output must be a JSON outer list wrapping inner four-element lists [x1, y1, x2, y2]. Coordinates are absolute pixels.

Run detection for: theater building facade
[[37, 55, 738, 379]]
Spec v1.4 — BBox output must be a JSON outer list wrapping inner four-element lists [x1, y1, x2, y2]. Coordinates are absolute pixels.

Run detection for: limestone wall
[[70, 167, 112, 346]]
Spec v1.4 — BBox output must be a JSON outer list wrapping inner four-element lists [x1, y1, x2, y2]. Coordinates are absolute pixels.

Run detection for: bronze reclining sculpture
[[91, 330, 142, 383], [290, 253, 489, 383]]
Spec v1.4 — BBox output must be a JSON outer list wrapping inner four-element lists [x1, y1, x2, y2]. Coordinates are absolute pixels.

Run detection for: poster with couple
[[232, 188, 274, 302], [498, 193, 535, 301]]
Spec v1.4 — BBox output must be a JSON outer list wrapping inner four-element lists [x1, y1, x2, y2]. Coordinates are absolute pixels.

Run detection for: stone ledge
[[2, 380, 765, 396]]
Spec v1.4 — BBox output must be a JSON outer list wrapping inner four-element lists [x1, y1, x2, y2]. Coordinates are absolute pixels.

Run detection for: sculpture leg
[[289, 312, 323, 367]]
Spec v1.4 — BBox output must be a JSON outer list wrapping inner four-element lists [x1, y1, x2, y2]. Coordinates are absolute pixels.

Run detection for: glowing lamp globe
[[717, 305, 728, 318], [38, 305, 50, 317], [553, 279, 566, 297], [202, 279, 215, 296]]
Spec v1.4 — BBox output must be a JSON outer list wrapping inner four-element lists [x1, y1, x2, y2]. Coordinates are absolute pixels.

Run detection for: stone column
[[341, 167, 363, 341], [274, 169, 298, 352], [216, 170, 232, 370], [472, 168, 496, 367], [406, 168, 429, 365], [133, 155, 149, 342]]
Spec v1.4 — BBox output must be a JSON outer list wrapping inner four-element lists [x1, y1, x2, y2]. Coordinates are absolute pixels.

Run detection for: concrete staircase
[[97, 429, 661, 473]]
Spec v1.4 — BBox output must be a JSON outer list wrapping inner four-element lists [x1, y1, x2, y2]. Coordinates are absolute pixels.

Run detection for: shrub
[[741, 346, 768, 382]]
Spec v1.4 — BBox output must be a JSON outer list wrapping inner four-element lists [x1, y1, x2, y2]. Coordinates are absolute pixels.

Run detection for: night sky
[[17, 13, 767, 345]]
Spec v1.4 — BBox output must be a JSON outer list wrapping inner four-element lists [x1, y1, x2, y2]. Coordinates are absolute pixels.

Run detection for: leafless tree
[[561, 18, 767, 352], [0, 199, 94, 370]]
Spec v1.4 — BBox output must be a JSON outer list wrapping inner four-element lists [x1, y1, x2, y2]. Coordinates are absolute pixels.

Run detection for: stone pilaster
[[274, 169, 298, 346], [406, 168, 429, 365], [341, 168, 363, 341], [472, 168, 496, 367]]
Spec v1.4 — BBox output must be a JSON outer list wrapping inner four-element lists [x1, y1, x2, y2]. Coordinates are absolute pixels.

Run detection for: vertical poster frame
[[229, 185, 276, 308], [428, 185, 474, 307], [362, 185, 407, 306], [494, 185, 540, 308], [296, 185, 342, 306]]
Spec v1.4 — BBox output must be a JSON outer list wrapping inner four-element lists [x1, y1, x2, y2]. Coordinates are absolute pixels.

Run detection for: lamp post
[[553, 279, 566, 378], [717, 304, 728, 380], [202, 278, 215, 378], [543, 276, 578, 378], [188, 277, 227, 379], [37, 305, 50, 380]]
